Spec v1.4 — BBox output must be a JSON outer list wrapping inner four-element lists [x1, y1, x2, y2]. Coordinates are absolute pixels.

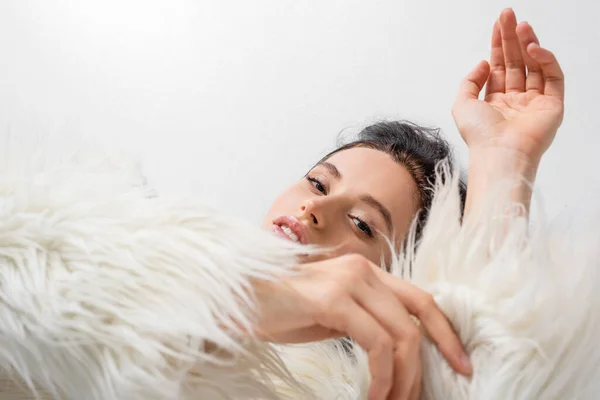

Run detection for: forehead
[[325, 147, 420, 228]]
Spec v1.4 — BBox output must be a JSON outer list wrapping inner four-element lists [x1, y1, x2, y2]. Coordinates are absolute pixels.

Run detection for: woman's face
[[262, 147, 420, 264]]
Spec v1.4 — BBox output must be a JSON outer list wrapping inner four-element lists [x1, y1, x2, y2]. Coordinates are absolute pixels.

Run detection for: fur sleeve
[[406, 169, 600, 399], [0, 151, 304, 400]]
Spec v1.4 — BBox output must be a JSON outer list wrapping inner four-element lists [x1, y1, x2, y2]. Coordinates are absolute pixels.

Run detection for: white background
[[1, 0, 598, 224]]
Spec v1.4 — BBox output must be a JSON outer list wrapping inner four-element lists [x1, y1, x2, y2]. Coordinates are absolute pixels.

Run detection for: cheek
[[318, 237, 388, 267], [262, 185, 303, 228]]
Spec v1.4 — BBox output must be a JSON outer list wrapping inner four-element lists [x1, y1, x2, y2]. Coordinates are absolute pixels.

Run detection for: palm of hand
[[453, 10, 564, 162], [458, 91, 563, 160]]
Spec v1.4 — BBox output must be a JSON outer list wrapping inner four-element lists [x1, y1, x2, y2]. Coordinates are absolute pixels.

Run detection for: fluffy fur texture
[[0, 147, 305, 399], [1, 143, 599, 399], [409, 173, 600, 399]]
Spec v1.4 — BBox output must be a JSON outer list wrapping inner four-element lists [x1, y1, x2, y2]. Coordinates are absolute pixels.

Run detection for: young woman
[[253, 8, 564, 400], [0, 8, 565, 400]]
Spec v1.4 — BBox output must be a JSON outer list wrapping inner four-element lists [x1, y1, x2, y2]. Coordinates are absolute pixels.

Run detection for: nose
[[300, 199, 323, 228]]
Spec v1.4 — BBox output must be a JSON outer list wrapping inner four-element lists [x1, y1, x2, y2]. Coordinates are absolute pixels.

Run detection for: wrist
[[464, 146, 541, 217], [467, 146, 540, 179]]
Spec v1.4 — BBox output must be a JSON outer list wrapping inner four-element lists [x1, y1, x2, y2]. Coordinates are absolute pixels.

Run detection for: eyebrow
[[320, 161, 342, 179], [318, 161, 393, 234]]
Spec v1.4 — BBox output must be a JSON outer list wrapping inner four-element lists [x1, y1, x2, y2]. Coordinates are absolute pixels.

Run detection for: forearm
[[464, 147, 540, 218]]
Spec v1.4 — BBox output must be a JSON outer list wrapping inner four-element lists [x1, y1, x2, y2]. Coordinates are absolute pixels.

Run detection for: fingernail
[[460, 353, 473, 375]]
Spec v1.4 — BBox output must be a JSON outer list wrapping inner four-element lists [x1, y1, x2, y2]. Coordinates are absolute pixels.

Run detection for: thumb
[[455, 60, 490, 103]]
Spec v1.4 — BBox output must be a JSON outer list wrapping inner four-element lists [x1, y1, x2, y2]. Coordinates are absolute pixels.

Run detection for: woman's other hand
[[251, 254, 471, 400], [452, 8, 564, 214], [453, 8, 564, 163]]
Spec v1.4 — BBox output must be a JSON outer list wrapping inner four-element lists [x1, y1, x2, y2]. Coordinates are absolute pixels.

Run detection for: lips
[[272, 216, 309, 245]]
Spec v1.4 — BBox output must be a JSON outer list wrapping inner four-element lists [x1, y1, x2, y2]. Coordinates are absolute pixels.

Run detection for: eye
[[306, 176, 327, 194], [350, 215, 374, 238]]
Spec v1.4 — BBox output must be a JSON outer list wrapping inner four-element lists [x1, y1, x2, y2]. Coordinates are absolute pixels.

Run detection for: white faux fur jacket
[[1, 145, 599, 400]]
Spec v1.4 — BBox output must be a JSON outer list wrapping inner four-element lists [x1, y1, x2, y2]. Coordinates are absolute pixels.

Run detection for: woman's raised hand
[[452, 8, 564, 164], [251, 254, 471, 400]]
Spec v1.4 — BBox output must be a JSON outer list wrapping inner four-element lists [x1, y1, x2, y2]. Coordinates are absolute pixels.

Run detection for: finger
[[499, 8, 526, 92], [354, 276, 420, 343], [516, 21, 543, 93], [351, 265, 423, 399], [407, 360, 423, 400], [387, 340, 420, 400], [329, 300, 394, 400], [372, 268, 472, 376], [456, 60, 490, 102], [485, 19, 506, 97], [527, 42, 565, 100], [397, 283, 472, 376]]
